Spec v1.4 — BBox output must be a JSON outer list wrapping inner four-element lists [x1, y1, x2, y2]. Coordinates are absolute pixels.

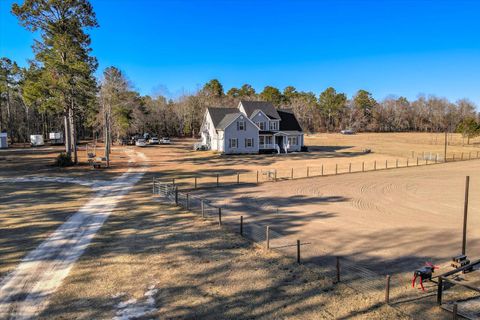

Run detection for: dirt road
[[0, 149, 148, 319]]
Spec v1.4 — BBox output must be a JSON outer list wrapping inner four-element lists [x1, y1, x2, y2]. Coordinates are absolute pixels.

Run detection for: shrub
[[55, 152, 73, 166]]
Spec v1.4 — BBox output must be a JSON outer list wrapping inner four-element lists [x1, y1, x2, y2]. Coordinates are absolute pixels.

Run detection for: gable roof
[[207, 107, 238, 129], [278, 109, 303, 132], [239, 100, 280, 119], [217, 113, 244, 130]]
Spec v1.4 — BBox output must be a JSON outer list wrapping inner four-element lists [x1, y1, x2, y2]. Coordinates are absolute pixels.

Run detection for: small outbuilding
[[0, 132, 7, 149], [30, 134, 45, 147]]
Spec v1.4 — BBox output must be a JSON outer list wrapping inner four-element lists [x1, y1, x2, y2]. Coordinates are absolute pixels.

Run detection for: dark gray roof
[[217, 113, 244, 130], [278, 109, 303, 132], [240, 100, 280, 119], [207, 107, 238, 129]]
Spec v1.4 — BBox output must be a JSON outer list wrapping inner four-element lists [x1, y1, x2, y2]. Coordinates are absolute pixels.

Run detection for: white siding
[[223, 115, 259, 154]]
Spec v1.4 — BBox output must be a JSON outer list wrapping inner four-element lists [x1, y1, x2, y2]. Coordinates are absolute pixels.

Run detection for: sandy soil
[[40, 179, 410, 319], [190, 160, 480, 275], [140, 133, 480, 189]]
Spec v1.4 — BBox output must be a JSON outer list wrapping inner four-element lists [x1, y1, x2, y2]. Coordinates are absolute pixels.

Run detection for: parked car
[[160, 137, 171, 144], [149, 137, 159, 145], [340, 129, 355, 135], [135, 138, 147, 147]]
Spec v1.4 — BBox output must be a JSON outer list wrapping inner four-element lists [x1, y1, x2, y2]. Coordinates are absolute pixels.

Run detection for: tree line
[[1, 0, 479, 163]]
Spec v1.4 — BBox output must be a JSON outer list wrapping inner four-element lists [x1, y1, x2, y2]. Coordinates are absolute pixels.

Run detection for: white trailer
[[0, 132, 7, 149], [49, 132, 64, 145], [30, 135, 45, 147]]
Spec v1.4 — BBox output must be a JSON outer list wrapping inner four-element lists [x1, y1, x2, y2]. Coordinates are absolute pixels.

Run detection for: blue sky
[[1, 0, 480, 106]]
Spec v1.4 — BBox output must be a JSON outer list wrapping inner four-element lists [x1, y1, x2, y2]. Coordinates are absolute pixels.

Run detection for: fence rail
[[151, 179, 423, 307], [155, 150, 480, 191]]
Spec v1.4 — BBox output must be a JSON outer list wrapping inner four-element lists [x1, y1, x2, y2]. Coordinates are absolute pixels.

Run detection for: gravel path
[[0, 149, 148, 319]]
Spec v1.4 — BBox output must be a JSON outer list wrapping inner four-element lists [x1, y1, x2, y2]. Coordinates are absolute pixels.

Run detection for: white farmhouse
[[200, 100, 304, 154]]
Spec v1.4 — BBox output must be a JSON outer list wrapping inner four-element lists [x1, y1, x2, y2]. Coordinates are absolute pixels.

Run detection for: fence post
[[218, 207, 222, 226], [194, 176, 197, 189], [437, 277, 443, 305], [396, 159, 398, 168], [291, 168, 294, 179], [256, 170, 259, 183], [152, 177, 155, 194], [453, 153, 456, 161], [274, 170, 277, 182], [435, 154, 438, 163], [417, 157, 419, 166], [407, 159, 409, 167], [201, 200, 205, 218], [453, 303, 458, 320], [335, 164, 338, 175], [362, 162, 364, 172], [240, 216, 243, 236], [385, 275, 391, 304], [374, 160, 376, 170], [461, 152, 464, 160], [426, 159, 428, 165], [321, 164, 324, 176], [175, 186, 178, 205], [336, 256, 340, 282], [349, 163, 352, 173], [216, 174, 219, 187], [307, 166, 310, 177], [237, 172, 240, 184], [172, 178, 175, 185], [385, 159, 388, 169], [186, 193, 189, 210], [266, 226, 270, 250], [296, 240, 301, 263]]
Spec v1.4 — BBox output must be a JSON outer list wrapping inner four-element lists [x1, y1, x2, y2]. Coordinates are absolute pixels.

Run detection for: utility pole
[[462, 176, 470, 255]]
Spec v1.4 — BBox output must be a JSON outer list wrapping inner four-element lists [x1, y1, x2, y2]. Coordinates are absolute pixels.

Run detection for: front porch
[[259, 131, 303, 153]]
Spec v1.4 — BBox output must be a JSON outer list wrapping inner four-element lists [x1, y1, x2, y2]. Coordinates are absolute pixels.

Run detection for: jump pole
[[462, 176, 470, 255]]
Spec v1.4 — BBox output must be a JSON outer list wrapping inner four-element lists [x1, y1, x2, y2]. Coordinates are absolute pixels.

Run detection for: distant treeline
[[1, 0, 479, 163]]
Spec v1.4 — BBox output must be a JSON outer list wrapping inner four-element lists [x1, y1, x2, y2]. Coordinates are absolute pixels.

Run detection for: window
[[256, 122, 265, 130], [269, 121, 278, 131], [245, 138, 254, 148], [265, 136, 272, 145], [237, 121, 246, 131], [229, 138, 238, 148], [259, 136, 265, 145], [288, 136, 298, 145]]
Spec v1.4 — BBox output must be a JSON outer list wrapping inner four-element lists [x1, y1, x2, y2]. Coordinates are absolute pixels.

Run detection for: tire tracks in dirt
[[0, 148, 148, 320]]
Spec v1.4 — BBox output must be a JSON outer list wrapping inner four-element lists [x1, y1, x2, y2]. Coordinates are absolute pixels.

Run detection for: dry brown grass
[[0, 182, 93, 279], [40, 179, 410, 319], [139, 132, 480, 189]]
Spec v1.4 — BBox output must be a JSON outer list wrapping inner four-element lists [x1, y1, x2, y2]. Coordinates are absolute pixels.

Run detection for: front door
[[275, 136, 283, 148]]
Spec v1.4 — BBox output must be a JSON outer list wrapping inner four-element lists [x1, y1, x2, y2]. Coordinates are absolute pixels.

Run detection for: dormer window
[[237, 120, 246, 131]]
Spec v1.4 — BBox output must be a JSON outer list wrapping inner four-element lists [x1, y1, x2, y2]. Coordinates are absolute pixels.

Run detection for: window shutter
[[252, 138, 254, 147], [244, 121, 246, 131], [229, 139, 231, 148]]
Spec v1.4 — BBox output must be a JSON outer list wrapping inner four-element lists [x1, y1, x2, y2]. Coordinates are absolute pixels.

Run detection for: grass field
[[1, 132, 479, 319], [141, 132, 480, 189]]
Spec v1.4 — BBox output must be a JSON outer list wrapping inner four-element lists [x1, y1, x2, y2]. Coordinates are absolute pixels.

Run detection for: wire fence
[[156, 150, 480, 191], [151, 178, 432, 307]]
